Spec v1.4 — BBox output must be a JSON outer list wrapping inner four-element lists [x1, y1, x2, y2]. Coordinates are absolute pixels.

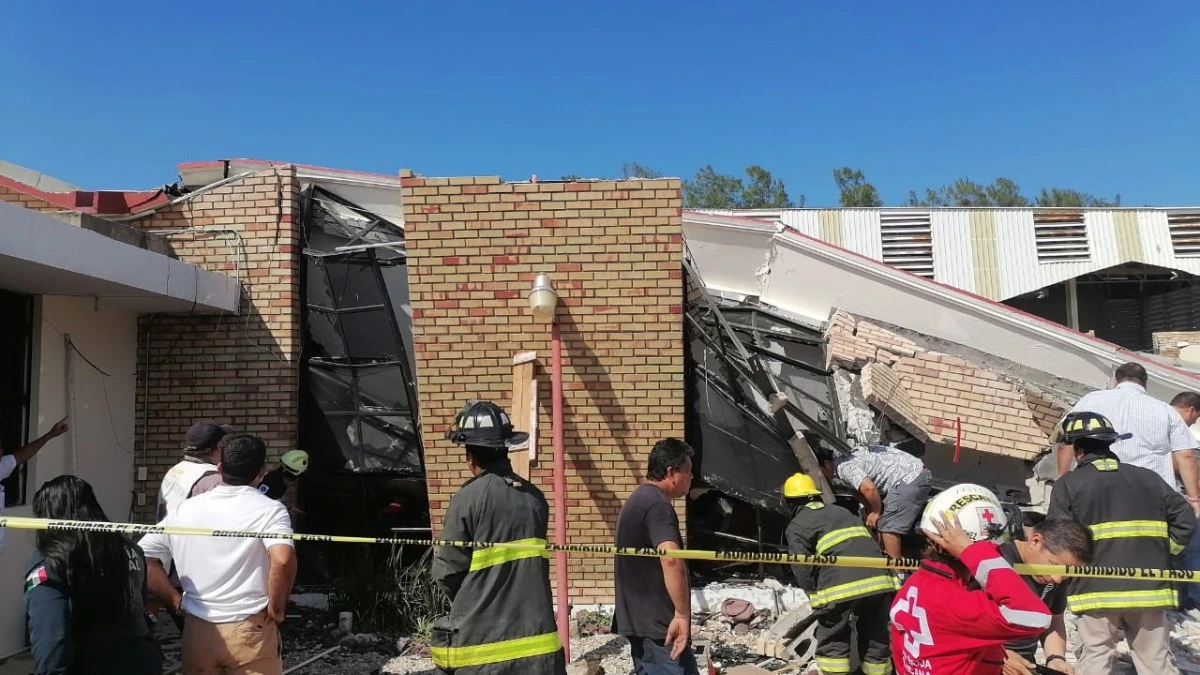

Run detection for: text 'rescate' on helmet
[[281, 450, 309, 476], [1058, 410, 1132, 446], [919, 483, 1009, 544], [446, 400, 530, 449], [781, 472, 822, 499]]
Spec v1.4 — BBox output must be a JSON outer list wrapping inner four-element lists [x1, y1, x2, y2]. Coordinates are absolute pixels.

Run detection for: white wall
[[0, 296, 138, 657]]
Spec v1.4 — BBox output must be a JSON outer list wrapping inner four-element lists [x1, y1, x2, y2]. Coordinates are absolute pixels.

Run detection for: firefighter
[[431, 400, 566, 675], [1047, 410, 1195, 675], [889, 483, 1053, 675], [781, 473, 897, 675]]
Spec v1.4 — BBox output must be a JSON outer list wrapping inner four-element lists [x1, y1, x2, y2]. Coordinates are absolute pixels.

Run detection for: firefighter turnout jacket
[[1047, 451, 1195, 614], [432, 465, 566, 675], [785, 501, 899, 608], [786, 500, 897, 675], [889, 541, 1053, 675]]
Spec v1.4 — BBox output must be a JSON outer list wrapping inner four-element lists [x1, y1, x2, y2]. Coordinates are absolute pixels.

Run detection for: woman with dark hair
[[24, 475, 162, 674]]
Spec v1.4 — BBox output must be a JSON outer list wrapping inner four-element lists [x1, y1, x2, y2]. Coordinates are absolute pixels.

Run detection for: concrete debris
[[565, 658, 604, 675], [693, 581, 809, 617], [725, 665, 773, 674]]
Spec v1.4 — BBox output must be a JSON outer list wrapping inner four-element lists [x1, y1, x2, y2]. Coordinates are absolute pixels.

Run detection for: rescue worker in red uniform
[[889, 484, 1053, 675], [431, 400, 566, 675], [781, 473, 896, 675]]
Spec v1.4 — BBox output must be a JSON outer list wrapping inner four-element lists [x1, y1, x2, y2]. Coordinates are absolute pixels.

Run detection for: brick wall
[[129, 167, 301, 521], [403, 174, 685, 603], [829, 310, 1061, 460], [0, 183, 61, 213], [1153, 331, 1200, 359]]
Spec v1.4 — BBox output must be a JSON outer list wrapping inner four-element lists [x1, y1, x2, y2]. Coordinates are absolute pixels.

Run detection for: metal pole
[[551, 319, 570, 661]]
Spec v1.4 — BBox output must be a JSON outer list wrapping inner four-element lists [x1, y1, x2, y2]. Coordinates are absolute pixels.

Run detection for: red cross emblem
[[980, 508, 995, 524]]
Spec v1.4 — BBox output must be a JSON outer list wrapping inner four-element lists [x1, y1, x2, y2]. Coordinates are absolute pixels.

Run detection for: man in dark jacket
[[782, 472, 897, 675], [432, 400, 565, 675], [1048, 410, 1195, 675]]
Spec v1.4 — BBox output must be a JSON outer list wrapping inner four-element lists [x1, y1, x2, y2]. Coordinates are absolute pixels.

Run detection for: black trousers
[[814, 592, 894, 675]]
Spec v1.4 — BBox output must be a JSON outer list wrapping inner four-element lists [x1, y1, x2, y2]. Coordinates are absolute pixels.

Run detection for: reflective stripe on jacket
[[1047, 452, 1195, 614], [785, 501, 899, 609], [432, 465, 566, 675]]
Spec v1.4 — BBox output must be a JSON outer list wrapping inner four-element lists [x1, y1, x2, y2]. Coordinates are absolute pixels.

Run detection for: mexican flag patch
[[24, 566, 48, 593]]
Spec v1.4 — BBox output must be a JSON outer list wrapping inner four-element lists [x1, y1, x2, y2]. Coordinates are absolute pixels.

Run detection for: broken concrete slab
[[692, 582, 808, 617]]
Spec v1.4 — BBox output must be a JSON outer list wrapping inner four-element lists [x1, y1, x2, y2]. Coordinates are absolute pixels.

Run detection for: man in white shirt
[[140, 434, 297, 675], [0, 418, 68, 551], [1059, 362, 1200, 507]]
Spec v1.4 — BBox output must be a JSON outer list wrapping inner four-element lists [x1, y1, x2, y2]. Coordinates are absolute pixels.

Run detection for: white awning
[[0, 201, 239, 313]]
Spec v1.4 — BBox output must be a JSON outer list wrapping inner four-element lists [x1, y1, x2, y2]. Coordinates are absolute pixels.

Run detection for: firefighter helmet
[[446, 400, 529, 449], [281, 450, 309, 476], [920, 483, 1009, 544], [781, 473, 822, 499], [1059, 411, 1131, 445]]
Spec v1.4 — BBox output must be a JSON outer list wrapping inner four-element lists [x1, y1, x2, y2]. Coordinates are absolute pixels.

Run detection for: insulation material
[[832, 370, 880, 446]]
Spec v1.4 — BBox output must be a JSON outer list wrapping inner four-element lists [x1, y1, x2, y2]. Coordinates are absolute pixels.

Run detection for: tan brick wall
[[403, 174, 685, 603], [1153, 331, 1200, 359], [0, 183, 63, 213], [830, 310, 1056, 460], [130, 167, 301, 521]]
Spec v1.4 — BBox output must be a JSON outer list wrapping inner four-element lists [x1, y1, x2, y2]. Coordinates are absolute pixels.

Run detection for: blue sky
[[1, 2, 1197, 206]]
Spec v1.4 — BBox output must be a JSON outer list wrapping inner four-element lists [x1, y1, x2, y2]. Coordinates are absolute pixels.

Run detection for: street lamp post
[[528, 273, 570, 661]]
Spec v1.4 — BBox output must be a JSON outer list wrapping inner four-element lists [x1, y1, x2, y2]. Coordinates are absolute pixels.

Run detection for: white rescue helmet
[[919, 483, 1009, 544]]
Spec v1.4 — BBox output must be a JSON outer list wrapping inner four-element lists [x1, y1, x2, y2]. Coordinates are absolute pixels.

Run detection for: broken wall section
[[825, 310, 1074, 501]]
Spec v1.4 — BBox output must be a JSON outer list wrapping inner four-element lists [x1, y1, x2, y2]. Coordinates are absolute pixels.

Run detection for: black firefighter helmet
[[446, 400, 530, 449], [1059, 410, 1132, 445]]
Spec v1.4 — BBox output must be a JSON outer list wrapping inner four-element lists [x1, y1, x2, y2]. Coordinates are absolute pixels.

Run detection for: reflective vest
[[157, 459, 217, 521], [431, 466, 565, 675], [785, 501, 900, 610], [1047, 453, 1195, 614]]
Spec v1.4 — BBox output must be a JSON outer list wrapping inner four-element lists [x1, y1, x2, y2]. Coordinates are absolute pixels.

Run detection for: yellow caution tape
[[4, 515, 1199, 584]]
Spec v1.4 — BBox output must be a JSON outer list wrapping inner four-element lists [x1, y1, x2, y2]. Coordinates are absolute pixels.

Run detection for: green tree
[[907, 176, 1118, 208], [683, 165, 800, 209], [907, 178, 994, 207], [832, 167, 883, 207], [985, 178, 1030, 207], [1035, 188, 1121, 208], [621, 162, 663, 179]]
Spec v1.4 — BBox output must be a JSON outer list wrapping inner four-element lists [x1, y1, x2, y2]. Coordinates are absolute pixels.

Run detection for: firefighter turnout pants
[[813, 593, 894, 675]]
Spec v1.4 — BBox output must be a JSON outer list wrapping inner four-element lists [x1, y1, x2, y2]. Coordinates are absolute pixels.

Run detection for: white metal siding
[[842, 209, 884, 260], [1167, 211, 1200, 258], [931, 211, 976, 293], [780, 210, 820, 239], [879, 210, 933, 277], [993, 210, 1040, 300], [734, 207, 1200, 302], [1032, 212, 1090, 262], [1138, 211, 1177, 265]]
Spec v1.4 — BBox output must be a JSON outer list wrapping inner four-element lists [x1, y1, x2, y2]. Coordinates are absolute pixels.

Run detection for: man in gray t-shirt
[[817, 445, 931, 560]]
